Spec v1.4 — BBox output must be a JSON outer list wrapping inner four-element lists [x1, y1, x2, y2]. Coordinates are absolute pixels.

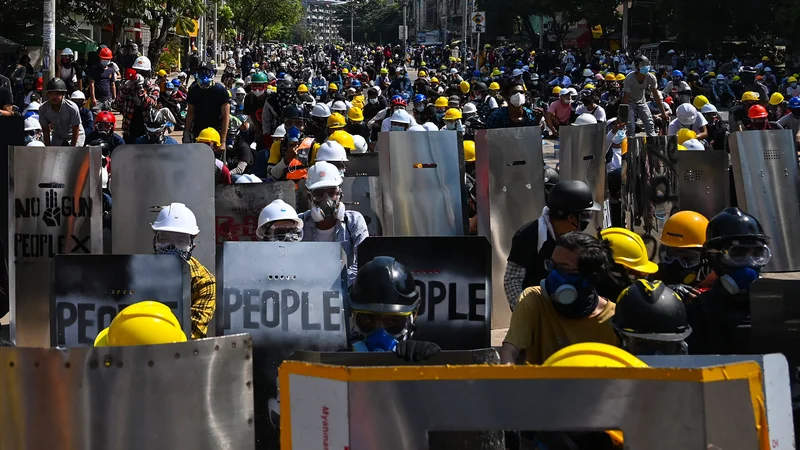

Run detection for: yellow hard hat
[[708, 71, 716, 77], [157, 69, 167, 77], [297, 84, 309, 93], [491, 69, 501, 77], [95, 301, 187, 347], [254, 63, 259, 68], [762, 55, 770, 62], [584, 83, 595, 90], [459, 80, 471, 94], [328, 130, 355, 150], [419, 70, 427, 77], [341, 68, 349, 74], [789, 76, 798, 83], [733, 75, 740, 82], [463, 140, 475, 162], [327, 112, 347, 129], [421, 62, 427, 67], [196, 127, 221, 146], [605, 73, 616, 81], [616, 73, 626, 81], [600, 227, 659, 274], [456, 57, 462, 62], [444, 108, 462, 121], [347, 106, 364, 122], [741, 91, 759, 102], [489, 82, 500, 91], [543, 342, 648, 368], [328, 83, 339, 91], [485, 44, 491, 48], [692, 95, 709, 110], [676, 128, 696, 145], [431, 77, 439, 84], [660, 211, 709, 248], [552, 86, 562, 95], [352, 97, 365, 109], [380, 68, 389, 75], [770, 92, 785, 106], [677, 144, 687, 151], [434, 96, 449, 107]]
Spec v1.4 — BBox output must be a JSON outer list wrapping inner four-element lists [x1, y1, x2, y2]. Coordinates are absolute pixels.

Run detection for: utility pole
[[402, 0, 408, 49], [43, 0, 55, 81], [213, 1, 218, 64], [622, 0, 629, 52], [442, 0, 448, 47], [198, 6, 205, 63], [461, 0, 467, 63], [350, 6, 354, 45]]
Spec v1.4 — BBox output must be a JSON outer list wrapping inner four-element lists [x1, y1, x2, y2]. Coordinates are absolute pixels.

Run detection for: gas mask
[[541, 266, 598, 319], [712, 241, 771, 295], [153, 231, 195, 261], [309, 188, 345, 222], [263, 224, 303, 242], [350, 310, 414, 352]]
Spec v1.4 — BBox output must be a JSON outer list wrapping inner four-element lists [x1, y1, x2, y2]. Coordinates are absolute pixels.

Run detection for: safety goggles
[[544, 259, 581, 276], [711, 242, 771, 267], [265, 226, 303, 242], [353, 311, 412, 336], [310, 187, 339, 201], [659, 245, 702, 268], [284, 118, 304, 129], [154, 231, 193, 248]]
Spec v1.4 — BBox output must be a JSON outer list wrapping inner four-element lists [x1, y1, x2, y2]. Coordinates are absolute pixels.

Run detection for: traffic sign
[[471, 11, 486, 33]]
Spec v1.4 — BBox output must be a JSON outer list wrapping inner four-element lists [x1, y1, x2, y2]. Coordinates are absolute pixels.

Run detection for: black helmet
[[46, 78, 67, 93], [580, 89, 595, 101], [349, 256, 420, 314], [546, 180, 601, 213], [543, 166, 560, 189], [282, 104, 304, 120], [634, 55, 650, 67], [739, 66, 757, 75], [473, 81, 488, 92], [705, 207, 769, 250], [612, 280, 692, 341]]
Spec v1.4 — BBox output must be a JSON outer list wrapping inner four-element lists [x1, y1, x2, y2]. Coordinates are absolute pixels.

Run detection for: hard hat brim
[[630, 259, 659, 275], [616, 325, 692, 342], [151, 224, 200, 235]]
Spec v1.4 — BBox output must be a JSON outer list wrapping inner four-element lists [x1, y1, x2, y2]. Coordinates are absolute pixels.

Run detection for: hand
[[395, 340, 441, 362], [284, 142, 298, 164], [42, 189, 61, 227], [661, 112, 669, 123], [182, 131, 193, 144], [669, 284, 700, 303]]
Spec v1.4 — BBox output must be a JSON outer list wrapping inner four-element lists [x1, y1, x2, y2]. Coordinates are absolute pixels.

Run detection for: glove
[[394, 340, 441, 362], [669, 284, 700, 302]]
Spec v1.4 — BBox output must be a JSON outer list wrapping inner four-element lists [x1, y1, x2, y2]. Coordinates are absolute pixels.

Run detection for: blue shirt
[[79, 107, 95, 135]]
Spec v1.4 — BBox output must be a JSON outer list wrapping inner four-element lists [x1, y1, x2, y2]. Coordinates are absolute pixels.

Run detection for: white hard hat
[[682, 138, 705, 151], [700, 103, 718, 114], [352, 135, 368, 154], [462, 103, 477, 115], [316, 141, 349, 162], [151, 202, 200, 235], [311, 103, 332, 118], [390, 109, 412, 125], [133, 56, 152, 71], [764, 67, 772, 72], [24, 101, 40, 112], [332, 101, 347, 112], [512, 68, 523, 77], [531, 73, 540, 80], [307, 161, 344, 190], [24, 117, 41, 131], [408, 124, 426, 131], [234, 87, 246, 95], [178, 72, 187, 79], [582, 68, 593, 77], [272, 124, 286, 138], [573, 113, 598, 125], [449, 68, 458, 74], [422, 122, 439, 131], [27, 141, 45, 147], [61, 48, 74, 56], [715, 74, 726, 81], [255, 199, 302, 239], [70, 90, 85, 101], [234, 174, 263, 183], [667, 49, 675, 54], [676, 103, 698, 126], [235, 78, 245, 85]]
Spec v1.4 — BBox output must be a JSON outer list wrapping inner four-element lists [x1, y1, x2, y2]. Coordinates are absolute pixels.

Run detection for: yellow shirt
[[503, 286, 619, 364], [188, 257, 216, 339]]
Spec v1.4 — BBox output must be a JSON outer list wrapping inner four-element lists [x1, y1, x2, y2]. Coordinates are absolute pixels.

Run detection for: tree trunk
[[148, 16, 174, 70], [520, 15, 536, 47], [110, 16, 127, 53]]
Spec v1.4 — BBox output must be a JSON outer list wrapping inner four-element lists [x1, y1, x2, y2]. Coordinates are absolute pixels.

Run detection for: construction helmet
[[341, 68, 349, 74], [434, 96, 449, 108], [769, 92, 785, 106], [543, 342, 648, 368], [348, 106, 364, 122], [255, 199, 303, 239], [297, 84, 309, 94], [573, 113, 598, 125], [660, 211, 708, 248], [676, 128, 696, 145], [327, 112, 347, 129], [133, 56, 152, 72], [741, 91, 760, 102], [419, 70, 427, 77], [748, 104, 768, 119], [307, 161, 344, 190], [615, 73, 626, 81], [459, 80, 471, 94], [316, 140, 349, 162], [328, 130, 356, 150], [489, 82, 500, 91], [328, 83, 339, 91], [704, 207, 769, 250], [151, 203, 200, 235], [352, 135, 368, 154], [600, 227, 659, 274], [463, 140, 475, 162], [613, 280, 692, 341], [682, 138, 705, 150], [443, 108, 462, 121], [380, 68, 389, 75], [692, 95, 709, 110], [196, 127, 221, 146], [311, 103, 332, 118], [430, 77, 439, 84], [251, 72, 268, 83], [605, 73, 616, 81], [676, 103, 698, 126], [99, 47, 113, 60], [552, 86, 562, 95], [95, 301, 187, 347]]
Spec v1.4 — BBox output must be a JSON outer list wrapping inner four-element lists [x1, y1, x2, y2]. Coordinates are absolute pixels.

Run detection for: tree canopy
[[227, 0, 303, 45], [334, 0, 401, 44]]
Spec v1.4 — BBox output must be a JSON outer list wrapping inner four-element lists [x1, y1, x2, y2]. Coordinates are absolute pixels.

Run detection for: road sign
[[398, 25, 408, 40], [471, 11, 486, 33]]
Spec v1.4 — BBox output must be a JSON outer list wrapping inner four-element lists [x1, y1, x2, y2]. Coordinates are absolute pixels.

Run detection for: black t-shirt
[[227, 139, 253, 169], [730, 105, 749, 127], [0, 86, 12, 108], [187, 82, 231, 132], [506, 218, 556, 290], [89, 65, 115, 100]]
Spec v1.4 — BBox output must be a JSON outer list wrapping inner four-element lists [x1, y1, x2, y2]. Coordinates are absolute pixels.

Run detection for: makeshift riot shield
[[378, 131, 467, 236], [357, 237, 491, 349], [216, 242, 349, 446], [346, 153, 379, 177], [623, 136, 680, 261], [729, 130, 800, 272], [111, 144, 216, 272], [290, 349, 500, 366], [0, 335, 255, 450], [215, 181, 295, 243], [52, 254, 191, 347], [558, 122, 608, 232], [298, 176, 384, 236], [1, 116, 24, 324], [676, 150, 729, 220], [280, 359, 769, 450], [9, 145, 103, 347], [474, 128, 544, 329]]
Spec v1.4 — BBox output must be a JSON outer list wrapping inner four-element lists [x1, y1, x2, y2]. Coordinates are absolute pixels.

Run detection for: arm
[[695, 125, 708, 140], [189, 260, 216, 339], [0, 104, 11, 117], [545, 110, 557, 134], [184, 104, 195, 134], [89, 79, 96, 103], [111, 73, 117, 99], [499, 342, 521, 365], [220, 102, 230, 140], [503, 261, 526, 311], [40, 114, 51, 145], [71, 125, 79, 146]]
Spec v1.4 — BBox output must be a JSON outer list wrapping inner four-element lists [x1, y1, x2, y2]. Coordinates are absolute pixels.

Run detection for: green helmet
[[251, 72, 268, 83], [228, 115, 243, 136]]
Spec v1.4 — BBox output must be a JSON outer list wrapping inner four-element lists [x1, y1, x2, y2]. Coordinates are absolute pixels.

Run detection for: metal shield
[[558, 122, 608, 232], [357, 236, 491, 350], [52, 254, 191, 347], [729, 130, 800, 272], [474, 128, 544, 330], [346, 153, 380, 177], [378, 131, 467, 236], [0, 334, 254, 450], [216, 241, 349, 444], [676, 150, 729, 220], [0, 116, 24, 323], [9, 145, 103, 347], [215, 182, 295, 243], [111, 144, 216, 273], [297, 177, 384, 236], [289, 349, 501, 366]]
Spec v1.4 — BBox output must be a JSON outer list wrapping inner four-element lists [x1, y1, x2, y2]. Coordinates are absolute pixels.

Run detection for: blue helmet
[[401, 92, 410, 102], [165, 81, 175, 90], [789, 97, 800, 109], [473, 70, 481, 78], [171, 78, 181, 87], [414, 93, 427, 104], [278, 72, 286, 79], [352, 80, 362, 88], [672, 70, 683, 79], [23, 111, 39, 121], [516, 61, 523, 68]]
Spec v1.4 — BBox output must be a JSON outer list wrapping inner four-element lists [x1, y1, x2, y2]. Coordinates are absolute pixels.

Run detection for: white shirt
[[667, 114, 708, 135], [575, 104, 607, 122], [786, 86, 800, 98], [380, 114, 418, 131], [313, 226, 336, 242]]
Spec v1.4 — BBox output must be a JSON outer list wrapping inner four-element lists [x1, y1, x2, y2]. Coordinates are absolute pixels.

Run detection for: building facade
[[303, 0, 344, 44]]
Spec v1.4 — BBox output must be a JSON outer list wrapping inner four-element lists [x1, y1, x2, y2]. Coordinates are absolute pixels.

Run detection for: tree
[[227, 0, 303, 45], [144, 0, 205, 71], [65, 0, 147, 50], [334, 0, 400, 43]]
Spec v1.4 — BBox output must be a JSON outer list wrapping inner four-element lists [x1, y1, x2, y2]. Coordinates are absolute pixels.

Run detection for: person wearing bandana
[[151, 203, 215, 339], [255, 199, 304, 242], [500, 231, 618, 365]]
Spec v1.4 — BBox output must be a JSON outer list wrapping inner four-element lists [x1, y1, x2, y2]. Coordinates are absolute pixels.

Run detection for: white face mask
[[445, 121, 457, 130], [369, 98, 378, 104], [391, 125, 406, 131], [415, 104, 424, 112], [510, 92, 526, 107], [252, 89, 265, 97]]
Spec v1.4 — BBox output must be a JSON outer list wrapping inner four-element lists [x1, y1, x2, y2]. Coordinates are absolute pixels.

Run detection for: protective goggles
[[154, 231, 193, 248], [659, 246, 702, 268], [352, 310, 413, 336], [310, 187, 340, 201], [264, 225, 303, 242], [544, 259, 581, 276], [712, 242, 771, 267], [283, 118, 304, 129]]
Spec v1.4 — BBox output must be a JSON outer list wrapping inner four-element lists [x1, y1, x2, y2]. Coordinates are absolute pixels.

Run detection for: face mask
[[310, 194, 342, 222], [658, 260, 699, 285], [612, 130, 627, 145], [639, 66, 650, 75], [391, 125, 406, 131], [719, 265, 760, 295], [561, 97, 571, 105], [445, 121, 457, 130], [792, 83, 798, 88], [369, 98, 378, 104], [354, 328, 399, 352], [415, 104, 424, 112], [542, 269, 598, 319], [510, 92, 525, 107], [252, 88, 265, 97], [100, 60, 110, 67], [153, 234, 194, 261]]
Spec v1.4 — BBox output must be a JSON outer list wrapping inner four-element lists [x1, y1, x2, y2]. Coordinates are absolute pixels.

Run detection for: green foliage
[[227, 0, 303, 44], [334, 0, 401, 43], [157, 36, 182, 72]]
